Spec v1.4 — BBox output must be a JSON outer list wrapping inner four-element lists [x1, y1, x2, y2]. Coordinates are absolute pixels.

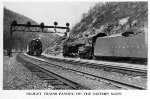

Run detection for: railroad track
[[18, 53, 147, 90], [16, 54, 88, 90], [41, 55, 147, 76]]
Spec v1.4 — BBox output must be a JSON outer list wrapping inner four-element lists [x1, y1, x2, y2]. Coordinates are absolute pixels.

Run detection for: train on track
[[63, 32, 147, 63], [27, 39, 42, 56], [27, 31, 147, 63]]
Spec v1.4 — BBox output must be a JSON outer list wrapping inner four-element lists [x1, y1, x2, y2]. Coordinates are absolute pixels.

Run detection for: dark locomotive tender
[[27, 39, 42, 56]]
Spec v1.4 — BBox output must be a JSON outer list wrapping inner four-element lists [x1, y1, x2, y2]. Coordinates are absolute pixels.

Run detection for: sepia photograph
[[1, 0, 149, 98]]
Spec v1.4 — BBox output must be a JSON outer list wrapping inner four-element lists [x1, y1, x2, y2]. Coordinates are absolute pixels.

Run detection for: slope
[[3, 7, 57, 51]]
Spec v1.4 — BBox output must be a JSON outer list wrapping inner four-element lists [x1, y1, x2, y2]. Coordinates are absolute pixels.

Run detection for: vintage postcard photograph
[[1, 0, 149, 98]]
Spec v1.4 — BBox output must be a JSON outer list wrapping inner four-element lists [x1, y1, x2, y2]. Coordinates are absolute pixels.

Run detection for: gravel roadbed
[[3, 54, 54, 90], [21, 54, 120, 90], [27, 54, 147, 89]]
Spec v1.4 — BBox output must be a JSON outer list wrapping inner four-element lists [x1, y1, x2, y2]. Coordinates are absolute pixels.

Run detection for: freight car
[[27, 39, 42, 56]]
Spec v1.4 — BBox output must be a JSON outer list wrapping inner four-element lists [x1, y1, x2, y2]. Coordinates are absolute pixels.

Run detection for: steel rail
[[43, 56, 147, 75], [17, 54, 88, 90], [22, 54, 146, 90]]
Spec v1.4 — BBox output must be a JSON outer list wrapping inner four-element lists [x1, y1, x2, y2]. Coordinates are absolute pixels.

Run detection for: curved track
[[16, 54, 88, 90], [18, 53, 147, 90], [42, 55, 147, 76]]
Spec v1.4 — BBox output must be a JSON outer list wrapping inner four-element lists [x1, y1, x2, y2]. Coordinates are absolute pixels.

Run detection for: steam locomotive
[[62, 32, 147, 63], [27, 39, 42, 56], [62, 33, 108, 59]]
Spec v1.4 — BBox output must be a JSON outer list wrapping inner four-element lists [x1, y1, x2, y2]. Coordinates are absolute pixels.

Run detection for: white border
[[0, 0, 149, 99]]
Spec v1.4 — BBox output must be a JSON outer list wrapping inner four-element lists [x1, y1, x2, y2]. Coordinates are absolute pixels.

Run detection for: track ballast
[[17, 53, 147, 90]]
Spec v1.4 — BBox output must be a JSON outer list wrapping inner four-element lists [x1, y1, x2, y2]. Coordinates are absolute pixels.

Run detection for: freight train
[[62, 32, 147, 63], [27, 39, 42, 56]]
